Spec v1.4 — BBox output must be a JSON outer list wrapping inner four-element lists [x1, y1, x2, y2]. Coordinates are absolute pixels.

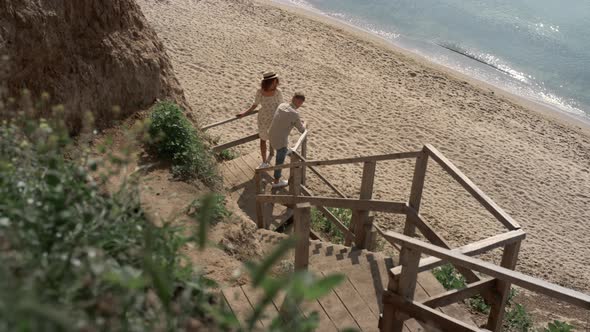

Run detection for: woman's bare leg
[[266, 141, 275, 164], [260, 139, 267, 163]]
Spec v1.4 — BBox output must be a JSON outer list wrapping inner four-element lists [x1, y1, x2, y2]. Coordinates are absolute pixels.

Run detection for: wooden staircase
[[207, 115, 590, 332], [223, 229, 477, 332]]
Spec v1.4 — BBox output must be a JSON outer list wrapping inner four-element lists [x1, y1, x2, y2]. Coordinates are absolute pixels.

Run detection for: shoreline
[[267, 0, 590, 135]]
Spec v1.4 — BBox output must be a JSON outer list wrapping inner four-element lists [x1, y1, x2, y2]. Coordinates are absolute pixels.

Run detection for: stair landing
[[220, 151, 292, 230]]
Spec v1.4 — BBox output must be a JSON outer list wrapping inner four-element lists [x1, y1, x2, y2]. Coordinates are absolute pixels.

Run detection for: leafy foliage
[[504, 303, 532, 331], [0, 97, 351, 331], [241, 237, 347, 332], [432, 263, 467, 290], [217, 149, 238, 161], [0, 116, 226, 331], [148, 101, 219, 186], [542, 320, 574, 332], [310, 207, 352, 244]]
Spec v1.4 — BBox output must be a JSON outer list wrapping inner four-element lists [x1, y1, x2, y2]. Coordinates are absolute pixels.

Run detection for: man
[[268, 92, 306, 188]]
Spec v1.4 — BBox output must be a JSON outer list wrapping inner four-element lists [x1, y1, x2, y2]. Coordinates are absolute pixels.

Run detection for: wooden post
[[289, 154, 301, 196], [486, 241, 521, 331], [403, 149, 429, 237], [301, 137, 308, 186], [294, 202, 311, 270], [254, 172, 264, 228], [349, 161, 376, 249], [381, 247, 421, 332]]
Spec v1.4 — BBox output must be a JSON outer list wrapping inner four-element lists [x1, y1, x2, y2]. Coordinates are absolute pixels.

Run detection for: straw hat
[[262, 71, 278, 80]]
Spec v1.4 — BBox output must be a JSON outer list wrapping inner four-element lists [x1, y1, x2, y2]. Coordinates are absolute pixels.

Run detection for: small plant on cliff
[[217, 148, 238, 161], [542, 320, 574, 332], [148, 101, 219, 186]]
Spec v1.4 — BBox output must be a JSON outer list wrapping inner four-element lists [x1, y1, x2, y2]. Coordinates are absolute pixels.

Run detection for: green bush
[[0, 102, 350, 331], [310, 208, 352, 244], [543, 320, 574, 332], [148, 101, 219, 186], [0, 116, 225, 331], [217, 149, 238, 161], [432, 263, 467, 290], [504, 303, 532, 331]]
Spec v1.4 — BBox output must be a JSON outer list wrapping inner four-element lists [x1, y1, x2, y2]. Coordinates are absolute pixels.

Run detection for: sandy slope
[[136, 0, 590, 293]]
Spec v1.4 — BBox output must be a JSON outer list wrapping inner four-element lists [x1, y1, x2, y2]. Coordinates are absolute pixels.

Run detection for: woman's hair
[[261, 77, 279, 91]]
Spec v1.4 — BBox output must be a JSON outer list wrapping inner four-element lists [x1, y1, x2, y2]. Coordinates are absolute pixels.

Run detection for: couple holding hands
[[237, 72, 307, 189]]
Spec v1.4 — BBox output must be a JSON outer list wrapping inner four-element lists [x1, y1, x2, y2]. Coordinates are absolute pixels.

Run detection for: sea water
[[276, 0, 590, 121]]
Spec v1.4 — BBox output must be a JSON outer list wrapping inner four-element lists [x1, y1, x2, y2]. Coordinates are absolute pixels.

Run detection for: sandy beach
[[136, 0, 590, 294]]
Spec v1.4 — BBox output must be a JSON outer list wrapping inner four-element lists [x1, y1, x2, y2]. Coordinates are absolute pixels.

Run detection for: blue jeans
[[274, 147, 288, 180]]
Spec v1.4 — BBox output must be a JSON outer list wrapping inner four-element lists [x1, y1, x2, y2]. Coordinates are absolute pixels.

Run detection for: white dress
[[254, 88, 283, 141]]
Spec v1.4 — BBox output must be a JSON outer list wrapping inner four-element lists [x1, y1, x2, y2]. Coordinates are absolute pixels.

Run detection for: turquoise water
[[277, 0, 590, 121]]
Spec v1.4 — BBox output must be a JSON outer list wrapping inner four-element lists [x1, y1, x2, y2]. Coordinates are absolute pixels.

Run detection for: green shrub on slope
[[148, 101, 219, 186]]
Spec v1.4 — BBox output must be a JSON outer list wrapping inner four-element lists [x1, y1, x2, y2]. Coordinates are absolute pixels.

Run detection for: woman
[[237, 72, 283, 168]]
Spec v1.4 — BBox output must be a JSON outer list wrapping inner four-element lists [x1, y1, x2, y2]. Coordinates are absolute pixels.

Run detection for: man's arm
[[294, 113, 306, 133]]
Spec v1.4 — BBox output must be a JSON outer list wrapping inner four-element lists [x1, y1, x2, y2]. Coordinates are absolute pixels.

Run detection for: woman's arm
[[236, 104, 257, 117]]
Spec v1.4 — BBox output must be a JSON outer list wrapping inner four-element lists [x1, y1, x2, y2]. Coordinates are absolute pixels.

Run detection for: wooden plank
[[254, 172, 264, 228], [318, 258, 418, 332], [406, 207, 481, 284], [381, 231, 590, 309], [241, 284, 280, 328], [422, 278, 496, 308], [294, 203, 311, 271], [291, 129, 309, 152], [486, 241, 520, 331], [390, 247, 421, 332], [424, 144, 520, 230], [212, 133, 260, 153], [298, 299, 339, 331], [269, 207, 294, 231], [202, 110, 258, 131], [389, 229, 526, 275], [316, 289, 361, 331], [289, 154, 301, 196], [351, 161, 376, 249], [321, 271, 379, 332], [238, 155, 257, 174], [221, 286, 263, 329], [225, 158, 250, 185], [222, 160, 243, 187], [383, 291, 482, 332], [300, 138, 308, 185], [256, 195, 407, 214], [233, 156, 256, 181], [402, 149, 429, 238], [257, 151, 421, 171], [220, 163, 239, 188]]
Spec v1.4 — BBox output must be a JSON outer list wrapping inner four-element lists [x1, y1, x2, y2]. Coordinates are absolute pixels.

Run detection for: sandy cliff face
[[0, 0, 189, 132]]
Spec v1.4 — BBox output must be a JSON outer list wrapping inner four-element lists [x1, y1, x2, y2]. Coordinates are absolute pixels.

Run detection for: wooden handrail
[[202, 111, 258, 131], [381, 231, 590, 309], [292, 151, 347, 198], [387, 229, 526, 275], [256, 195, 407, 214], [291, 129, 309, 152], [301, 185, 355, 244], [424, 144, 521, 231], [256, 151, 421, 172], [212, 133, 259, 153]]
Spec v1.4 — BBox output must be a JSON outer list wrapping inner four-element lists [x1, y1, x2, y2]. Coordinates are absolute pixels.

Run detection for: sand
[[135, 0, 590, 294]]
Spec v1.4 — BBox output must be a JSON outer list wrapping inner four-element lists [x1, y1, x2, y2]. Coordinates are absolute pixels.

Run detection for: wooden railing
[[203, 115, 590, 332], [202, 111, 261, 153], [253, 144, 590, 331], [378, 231, 590, 332]]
